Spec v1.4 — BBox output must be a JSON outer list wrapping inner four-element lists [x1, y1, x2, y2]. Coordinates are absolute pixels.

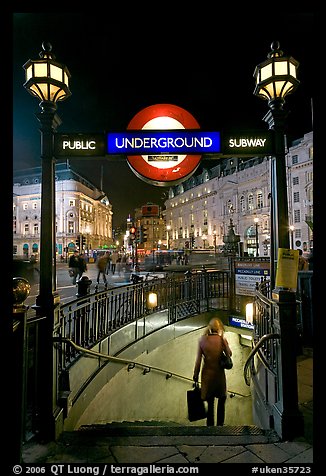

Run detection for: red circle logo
[[127, 104, 202, 186]]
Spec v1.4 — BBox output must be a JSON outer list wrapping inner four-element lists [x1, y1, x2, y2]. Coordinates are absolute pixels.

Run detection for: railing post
[[272, 289, 304, 440], [228, 256, 236, 312], [201, 266, 209, 311], [12, 278, 30, 463]]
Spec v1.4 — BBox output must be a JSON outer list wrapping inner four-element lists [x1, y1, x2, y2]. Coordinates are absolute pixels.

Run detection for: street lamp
[[254, 42, 303, 440], [289, 225, 295, 249], [254, 217, 259, 257], [23, 42, 71, 440], [254, 41, 299, 287], [166, 224, 171, 250], [23, 42, 71, 308]]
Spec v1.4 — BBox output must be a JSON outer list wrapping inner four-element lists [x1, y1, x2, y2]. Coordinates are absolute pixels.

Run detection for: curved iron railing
[[54, 269, 230, 372], [244, 333, 280, 386], [59, 337, 251, 398]]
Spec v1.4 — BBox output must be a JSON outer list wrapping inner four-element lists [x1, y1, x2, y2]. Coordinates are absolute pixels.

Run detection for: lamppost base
[[32, 291, 60, 314]]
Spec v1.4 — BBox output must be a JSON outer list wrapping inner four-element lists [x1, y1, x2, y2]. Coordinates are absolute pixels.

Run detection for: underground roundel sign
[[126, 104, 202, 187]]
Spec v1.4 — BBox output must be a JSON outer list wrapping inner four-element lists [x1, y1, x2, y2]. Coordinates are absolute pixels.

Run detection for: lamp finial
[[268, 41, 283, 58], [40, 41, 55, 59]]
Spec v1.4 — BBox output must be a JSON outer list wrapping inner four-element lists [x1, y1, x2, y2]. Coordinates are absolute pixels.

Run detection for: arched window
[[240, 195, 245, 211], [257, 190, 263, 208], [248, 193, 254, 210]]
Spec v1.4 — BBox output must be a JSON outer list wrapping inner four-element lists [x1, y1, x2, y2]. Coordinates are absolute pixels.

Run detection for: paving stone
[[195, 445, 247, 463], [221, 449, 264, 463], [245, 443, 293, 463], [110, 445, 178, 463], [286, 448, 314, 464], [159, 452, 191, 463], [177, 445, 209, 462], [275, 441, 312, 457]]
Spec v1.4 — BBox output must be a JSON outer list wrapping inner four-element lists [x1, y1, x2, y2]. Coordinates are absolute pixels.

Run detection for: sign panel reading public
[[54, 134, 106, 157]]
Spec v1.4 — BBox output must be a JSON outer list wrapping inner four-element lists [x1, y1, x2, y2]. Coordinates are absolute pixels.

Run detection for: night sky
[[12, 10, 314, 228]]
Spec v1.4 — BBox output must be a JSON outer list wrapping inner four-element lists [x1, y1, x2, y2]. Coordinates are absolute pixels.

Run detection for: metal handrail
[[244, 332, 280, 386], [58, 337, 251, 398]]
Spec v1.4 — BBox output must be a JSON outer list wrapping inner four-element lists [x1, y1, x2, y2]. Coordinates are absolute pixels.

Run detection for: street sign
[[221, 130, 273, 157], [235, 260, 270, 296], [54, 133, 106, 157], [107, 130, 221, 155], [124, 104, 203, 187]]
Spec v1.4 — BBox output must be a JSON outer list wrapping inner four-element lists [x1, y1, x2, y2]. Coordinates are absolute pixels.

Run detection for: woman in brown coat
[[193, 317, 232, 426]]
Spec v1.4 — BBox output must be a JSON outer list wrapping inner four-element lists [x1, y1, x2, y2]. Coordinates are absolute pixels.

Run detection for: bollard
[[131, 273, 143, 284], [76, 276, 92, 298]]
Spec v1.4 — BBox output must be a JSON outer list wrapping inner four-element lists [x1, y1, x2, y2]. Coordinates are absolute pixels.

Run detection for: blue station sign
[[107, 130, 221, 155], [229, 316, 255, 330]]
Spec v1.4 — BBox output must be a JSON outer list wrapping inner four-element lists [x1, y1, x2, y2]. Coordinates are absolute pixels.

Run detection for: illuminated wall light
[[246, 302, 254, 323], [241, 334, 253, 341], [147, 292, 157, 308]]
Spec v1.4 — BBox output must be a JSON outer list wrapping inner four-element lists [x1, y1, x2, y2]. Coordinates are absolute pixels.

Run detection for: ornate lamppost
[[253, 40, 299, 286], [166, 224, 171, 250], [254, 217, 259, 257], [289, 225, 295, 249], [253, 42, 303, 440], [23, 42, 71, 440]]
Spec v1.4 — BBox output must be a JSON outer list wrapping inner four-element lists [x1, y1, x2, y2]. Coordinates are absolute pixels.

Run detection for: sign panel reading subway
[[222, 131, 273, 156], [107, 130, 221, 155]]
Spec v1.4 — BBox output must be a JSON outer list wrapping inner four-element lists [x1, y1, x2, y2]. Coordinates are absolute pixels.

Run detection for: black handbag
[[187, 383, 207, 421], [220, 352, 233, 370]]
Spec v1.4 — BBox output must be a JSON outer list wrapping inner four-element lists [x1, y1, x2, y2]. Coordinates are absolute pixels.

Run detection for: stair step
[[22, 424, 283, 463], [74, 423, 280, 442]]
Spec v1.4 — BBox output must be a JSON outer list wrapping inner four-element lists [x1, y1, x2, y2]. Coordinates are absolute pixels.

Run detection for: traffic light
[[82, 235, 86, 249], [129, 226, 136, 241], [75, 235, 80, 249], [191, 236, 195, 248]]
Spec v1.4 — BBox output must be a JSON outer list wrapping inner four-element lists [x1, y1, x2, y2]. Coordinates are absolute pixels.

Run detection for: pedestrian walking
[[77, 253, 87, 281], [96, 252, 108, 284], [298, 249, 309, 271], [193, 317, 232, 426], [105, 252, 111, 274], [110, 250, 119, 275], [68, 250, 80, 285]]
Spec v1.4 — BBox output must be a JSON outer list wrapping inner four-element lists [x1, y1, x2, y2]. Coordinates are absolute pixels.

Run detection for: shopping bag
[[187, 383, 207, 421]]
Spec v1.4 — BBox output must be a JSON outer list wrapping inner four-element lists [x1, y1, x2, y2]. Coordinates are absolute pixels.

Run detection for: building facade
[[163, 131, 313, 256], [13, 164, 113, 260]]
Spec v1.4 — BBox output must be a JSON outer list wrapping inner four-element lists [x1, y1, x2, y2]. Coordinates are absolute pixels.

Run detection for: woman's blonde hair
[[204, 317, 225, 336]]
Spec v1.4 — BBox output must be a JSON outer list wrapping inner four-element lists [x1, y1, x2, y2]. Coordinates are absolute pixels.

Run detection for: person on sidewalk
[[77, 253, 87, 281], [193, 317, 232, 426], [298, 249, 309, 271], [110, 250, 119, 275], [68, 250, 80, 285], [96, 252, 109, 284]]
